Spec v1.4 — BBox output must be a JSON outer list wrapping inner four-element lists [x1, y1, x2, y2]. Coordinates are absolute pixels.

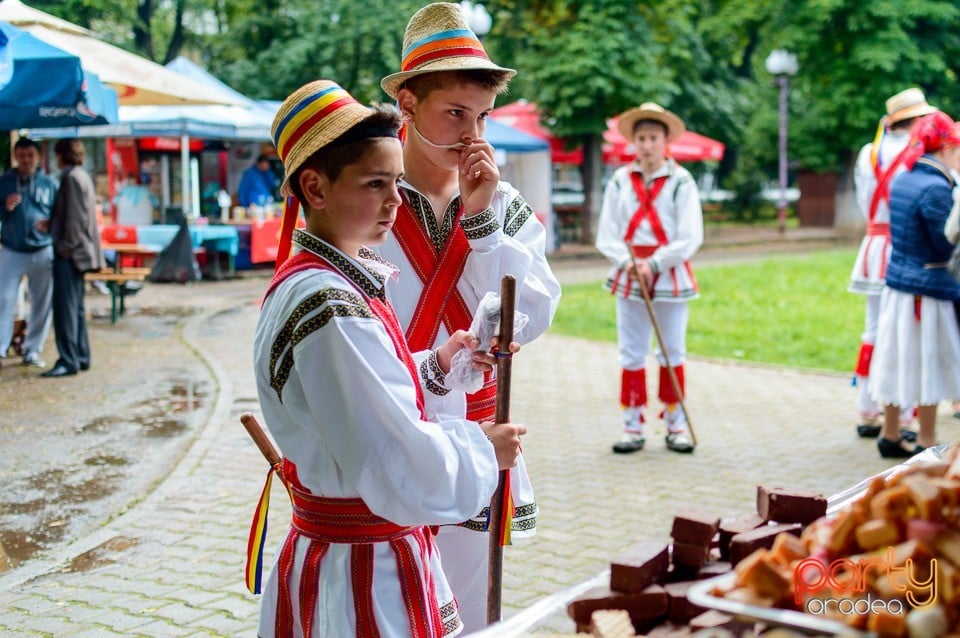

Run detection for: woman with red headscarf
[[870, 112, 960, 458]]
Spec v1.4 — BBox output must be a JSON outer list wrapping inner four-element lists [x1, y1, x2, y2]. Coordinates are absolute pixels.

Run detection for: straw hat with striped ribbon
[[380, 2, 515, 99], [616, 102, 685, 143], [884, 88, 938, 126], [271, 80, 374, 197]]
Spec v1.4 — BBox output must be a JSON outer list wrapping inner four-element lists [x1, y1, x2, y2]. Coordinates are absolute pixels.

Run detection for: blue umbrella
[[0, 20, 117, 128]]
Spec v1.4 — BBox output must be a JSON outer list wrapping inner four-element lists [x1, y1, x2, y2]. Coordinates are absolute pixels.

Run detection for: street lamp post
[[460, 1, 491, 38], [764, 49, 798, 234]]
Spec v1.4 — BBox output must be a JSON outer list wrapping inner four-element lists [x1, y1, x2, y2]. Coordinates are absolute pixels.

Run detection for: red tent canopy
[[490, 101, 725, 165], [489, 100, 582, 164]]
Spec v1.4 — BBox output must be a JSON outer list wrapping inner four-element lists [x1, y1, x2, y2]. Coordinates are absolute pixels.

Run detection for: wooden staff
[[623, 242, 697, 446], [486, 275, 516, 625], [241, 412, 283, 467]]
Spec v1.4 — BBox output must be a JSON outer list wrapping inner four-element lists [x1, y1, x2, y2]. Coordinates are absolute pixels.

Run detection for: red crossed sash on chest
[[615, 173, 669, 298], [265, 250, 425, 418], [392, 194, 473, 352], [624, 172, 670, 245], [868, 143, 912, 226]]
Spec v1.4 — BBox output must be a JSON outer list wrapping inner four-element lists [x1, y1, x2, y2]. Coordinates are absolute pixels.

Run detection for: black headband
[[328, 124, 400, 149]]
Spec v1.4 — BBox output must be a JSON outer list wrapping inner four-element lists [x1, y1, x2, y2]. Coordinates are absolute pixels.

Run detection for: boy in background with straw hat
[[251, 79, 525, 637], [848, 87, 936, 441], [377, 2, 561, 629], [595, 102, 703, 455]]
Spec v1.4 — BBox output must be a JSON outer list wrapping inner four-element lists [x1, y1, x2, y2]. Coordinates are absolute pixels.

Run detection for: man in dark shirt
[[0, 137, 58, 367]]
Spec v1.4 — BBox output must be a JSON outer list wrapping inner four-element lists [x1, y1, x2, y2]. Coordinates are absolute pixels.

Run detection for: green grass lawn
[[551, 249, 863, 373]]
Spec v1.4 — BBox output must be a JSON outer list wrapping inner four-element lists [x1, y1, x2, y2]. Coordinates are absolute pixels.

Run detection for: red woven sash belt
[[291, 490, 416, 543]]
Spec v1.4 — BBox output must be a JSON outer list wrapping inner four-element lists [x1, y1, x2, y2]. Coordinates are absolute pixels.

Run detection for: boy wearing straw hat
[[848, 87, 936, 441], [252, 79, 525, 637], [595, 103, 703, 455], [378, 2, 561, 629]]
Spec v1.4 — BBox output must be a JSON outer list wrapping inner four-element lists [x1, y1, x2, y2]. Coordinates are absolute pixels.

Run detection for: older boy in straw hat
[[252, 79, 525, 637], [378, 2, 561, 629], [595, 103, 703, 455], [848, 87, 936, 441]]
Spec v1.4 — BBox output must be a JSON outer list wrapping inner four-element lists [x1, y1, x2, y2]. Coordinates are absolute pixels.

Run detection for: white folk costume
[[848, 89, 936, 432], [595, 157, 703, 438], [253, 231, 500, 637], [378, 5, 560, 627], [376, 179, 560, 629]]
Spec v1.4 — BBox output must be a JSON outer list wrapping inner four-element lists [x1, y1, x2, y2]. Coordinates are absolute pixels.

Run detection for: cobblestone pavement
[[0, 247, 957, 636]]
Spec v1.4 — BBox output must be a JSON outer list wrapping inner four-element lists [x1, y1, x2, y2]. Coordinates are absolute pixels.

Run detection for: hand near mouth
[[459, 139, 499, 216]]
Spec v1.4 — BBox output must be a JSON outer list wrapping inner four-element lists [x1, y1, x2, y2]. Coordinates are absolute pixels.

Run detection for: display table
[[103, 224, 240, 279], [472, 445, 952, 637]]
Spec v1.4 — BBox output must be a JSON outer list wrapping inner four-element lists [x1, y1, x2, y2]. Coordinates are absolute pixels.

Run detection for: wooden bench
[[85, 270, 148, 323]]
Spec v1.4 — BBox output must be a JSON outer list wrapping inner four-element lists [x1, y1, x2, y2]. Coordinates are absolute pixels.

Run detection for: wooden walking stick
[[241, 412, 283, 467], [623, 242, 697, 446], [486, 275, 516, 625], [240, 412, 286, 595]]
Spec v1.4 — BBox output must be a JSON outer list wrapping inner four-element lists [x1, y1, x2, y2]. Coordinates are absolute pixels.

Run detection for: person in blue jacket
[[0, 137, 58, 367], [870, 111, 960, 457], [237, 155, 277, 208]]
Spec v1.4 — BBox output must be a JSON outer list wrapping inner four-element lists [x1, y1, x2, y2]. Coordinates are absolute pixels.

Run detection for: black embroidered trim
[[419, 351, 450, 396], [439, 601, 461, 636], [293, 229, 384, 300], [460, 207, 499, 240], [269, 289, 373, 400], [456, 501, 539, 533], [503, 195, 533, 237], [402, 187, 460, 252]]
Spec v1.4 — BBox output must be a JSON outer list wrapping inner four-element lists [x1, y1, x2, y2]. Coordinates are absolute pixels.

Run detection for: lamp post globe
[[460, 0, 492, 37], [765, 49, 798, 234]]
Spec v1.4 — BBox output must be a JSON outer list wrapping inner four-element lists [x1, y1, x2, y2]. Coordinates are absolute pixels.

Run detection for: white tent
[[486, 119, 555, 253], [0, 0, 244, 106]]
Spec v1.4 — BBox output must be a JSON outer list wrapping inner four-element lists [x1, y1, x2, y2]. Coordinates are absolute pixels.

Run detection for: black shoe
[[79, 362, 90, 371], [856, 423, 881, 438], [41, 364, 77, 378], [877, 437, 919, 459], [857, 424, 917, 442]]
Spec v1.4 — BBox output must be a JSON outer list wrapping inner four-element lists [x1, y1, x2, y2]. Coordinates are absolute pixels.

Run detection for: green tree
[[772, 0, 960, 173], [202, 0, 422, 102], [489, 1, 675, 242], [32, 0, 202, 63]]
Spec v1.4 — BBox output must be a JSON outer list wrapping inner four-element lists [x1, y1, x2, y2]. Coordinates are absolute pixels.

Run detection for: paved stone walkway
[[0, 253, 957, 636]]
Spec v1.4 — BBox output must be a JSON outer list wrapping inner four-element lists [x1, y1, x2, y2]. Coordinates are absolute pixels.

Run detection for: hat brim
[[381, 57, 517, 99], [888, 103, 938, 125], [617, 108, 685, 143]]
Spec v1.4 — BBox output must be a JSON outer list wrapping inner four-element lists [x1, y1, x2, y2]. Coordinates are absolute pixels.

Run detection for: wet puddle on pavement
[[62, 535, 139, 573], [0, 377, 210, 573]]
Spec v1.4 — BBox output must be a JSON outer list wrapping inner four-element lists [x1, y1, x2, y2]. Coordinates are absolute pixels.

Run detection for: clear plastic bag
[[446, 291, 528, 393]]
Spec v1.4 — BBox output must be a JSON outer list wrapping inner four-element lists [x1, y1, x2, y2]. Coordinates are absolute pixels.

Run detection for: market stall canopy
[[604, 117, 726, 164], [485, 117, 550, 153], [0, 20, 117, 128], [0, 0, 245, 106], [22, 58, 278, 141]]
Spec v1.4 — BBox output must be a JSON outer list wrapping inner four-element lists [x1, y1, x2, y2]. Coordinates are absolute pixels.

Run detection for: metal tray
[[687, 572, 869, 637]]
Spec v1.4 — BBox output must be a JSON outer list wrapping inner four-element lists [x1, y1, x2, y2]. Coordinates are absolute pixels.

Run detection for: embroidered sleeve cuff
[[420, 350, 451, 396], [648, 258, 661, 274], [460, 207, 500, 240]]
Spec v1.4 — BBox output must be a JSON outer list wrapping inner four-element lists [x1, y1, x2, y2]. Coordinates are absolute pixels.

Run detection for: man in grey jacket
[[0, 137, 58, 367], [43, 138, 103, 378]]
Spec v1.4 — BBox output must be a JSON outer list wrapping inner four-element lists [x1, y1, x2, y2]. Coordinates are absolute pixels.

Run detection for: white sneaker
[[612, 431, 645, 454], [22, 352, 45, 367], [665, 431, 695, 454]]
